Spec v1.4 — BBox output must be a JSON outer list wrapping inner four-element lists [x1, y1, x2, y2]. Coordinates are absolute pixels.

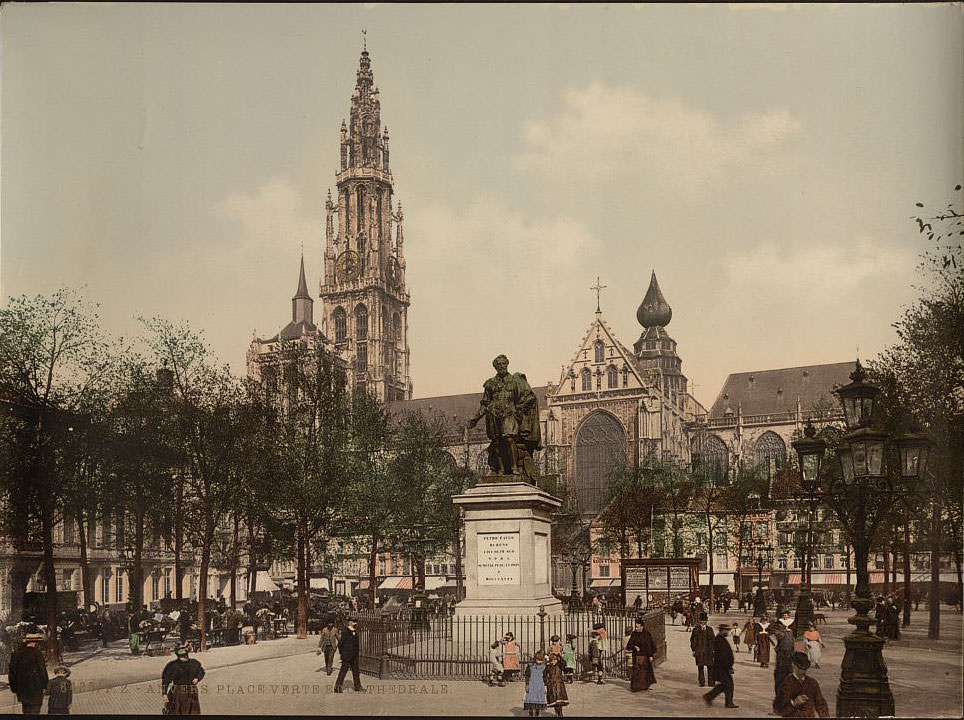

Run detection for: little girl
[[524, 651, 548, 717]]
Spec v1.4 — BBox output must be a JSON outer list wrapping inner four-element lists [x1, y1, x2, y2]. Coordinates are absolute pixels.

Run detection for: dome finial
[[636, 270, 672, 328]]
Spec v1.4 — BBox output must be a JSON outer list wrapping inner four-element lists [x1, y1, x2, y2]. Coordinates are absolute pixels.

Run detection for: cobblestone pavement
[[2, 608, 960, 715]]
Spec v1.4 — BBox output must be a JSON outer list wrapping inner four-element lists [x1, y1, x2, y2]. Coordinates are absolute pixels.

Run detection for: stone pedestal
[[453, 477, 563, 616]]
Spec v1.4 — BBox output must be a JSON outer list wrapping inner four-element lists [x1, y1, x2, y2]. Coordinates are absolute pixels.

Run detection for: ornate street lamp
[[831, 361, 932, 718], [741, 541, 774, 617], [791, 421, 826, 638]]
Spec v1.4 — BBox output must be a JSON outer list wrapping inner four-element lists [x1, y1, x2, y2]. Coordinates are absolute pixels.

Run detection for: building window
[[378, 559, 386, 576], [755, 431, 787, 476], [778, 556, 788, 569], [581, 368, 592, 392], [695, 435, 729, 484], [152, 570, 161, 601], [599, 565, 610, 578], [355, 305, 368, 340], [356, 186, 365, 235], [63, 516, 75, 545], [116, 570, 124, 602], [792, 556, 801, 569], [355, 343, 367, 373], [574, 411, 627, 515], [874, 554, 884, 570], [824, 555, 834, 569], [62, 569, 72, 591], [594, 340, 605, 364], [607, 365, 618, 389], [164, 569, 171, 598], [333, 308, 347, 342]]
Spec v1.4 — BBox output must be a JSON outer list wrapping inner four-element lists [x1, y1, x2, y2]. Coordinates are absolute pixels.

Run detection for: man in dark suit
[[8, 633, 49, 714], [334, 619, 362, 693], [689, 613, 715, 687], [774, 652, 829, 717], [703, 623, 738, 709]]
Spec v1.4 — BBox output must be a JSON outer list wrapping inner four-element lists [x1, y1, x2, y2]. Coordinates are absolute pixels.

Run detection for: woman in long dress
[[754, 618, 771, 668], [742, 617, 757, 660], [803, 623, 824, 668], [524, 651, 548, 717], [627, 619, 657, 692], [544, 653, 569, 716]]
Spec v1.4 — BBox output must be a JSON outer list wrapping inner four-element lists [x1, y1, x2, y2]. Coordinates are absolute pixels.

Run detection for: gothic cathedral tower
[[320, 47, 412, 401]]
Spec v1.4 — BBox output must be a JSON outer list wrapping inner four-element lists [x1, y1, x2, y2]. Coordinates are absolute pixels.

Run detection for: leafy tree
[[0, 288, 116, 661]]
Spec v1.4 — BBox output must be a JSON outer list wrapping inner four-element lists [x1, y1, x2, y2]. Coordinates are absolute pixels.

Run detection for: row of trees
[[0, 293, 471, 661]]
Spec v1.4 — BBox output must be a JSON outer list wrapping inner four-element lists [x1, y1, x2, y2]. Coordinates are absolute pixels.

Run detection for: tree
[[868, 188, 963, 638], [0, 288, 116, 662], [140, 317, 241, 651]]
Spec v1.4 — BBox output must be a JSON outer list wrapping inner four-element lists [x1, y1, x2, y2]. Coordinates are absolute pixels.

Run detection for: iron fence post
[[538, 606, 547, 651]]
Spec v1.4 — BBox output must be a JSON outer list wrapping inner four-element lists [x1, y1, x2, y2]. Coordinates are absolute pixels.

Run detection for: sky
[[2, 3, 962, 407]]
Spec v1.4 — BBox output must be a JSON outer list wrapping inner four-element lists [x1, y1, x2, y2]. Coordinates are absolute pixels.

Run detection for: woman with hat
[[802, 622, 825, 669], [161, 643, 206, 715], [627, 617, 657, 692], [8, 633, 48, 714]]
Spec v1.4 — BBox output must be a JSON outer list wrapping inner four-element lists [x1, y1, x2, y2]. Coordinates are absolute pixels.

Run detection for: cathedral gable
[[554, 315, 647, 398]]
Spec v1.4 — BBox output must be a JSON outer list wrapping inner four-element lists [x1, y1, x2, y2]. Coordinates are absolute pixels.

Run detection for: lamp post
[[742, 541, 774, 617], [830, 361, 932, 718], [792, 421, 826, 638]]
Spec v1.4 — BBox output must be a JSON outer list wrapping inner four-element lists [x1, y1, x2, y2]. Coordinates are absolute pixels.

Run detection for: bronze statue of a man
[[467, 355, 542, 480]]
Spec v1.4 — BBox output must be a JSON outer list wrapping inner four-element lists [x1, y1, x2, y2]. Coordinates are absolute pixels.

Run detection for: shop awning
[[378, 576, 414, 591], [254, 571, 280, 593], [425, 576, 447, 591], [589, 579, 620, 588], [699, 572, 734, 590], [785, 572, 911, 586], [357, 580, 370, 590], [309, 577, 330, 590]]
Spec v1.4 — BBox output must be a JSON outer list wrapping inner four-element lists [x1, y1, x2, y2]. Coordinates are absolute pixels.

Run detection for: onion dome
[[636, 271, 672, 328]]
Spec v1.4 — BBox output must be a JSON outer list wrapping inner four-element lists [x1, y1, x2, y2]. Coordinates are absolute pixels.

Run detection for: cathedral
[[248, 46, 412, 403]]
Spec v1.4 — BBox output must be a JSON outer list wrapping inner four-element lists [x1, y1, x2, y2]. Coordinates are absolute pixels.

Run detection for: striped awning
[[378, 576, 414, 591], [357, 580, 370, 590], [785, 572, 893, 586], [590, 579, 620, 588]]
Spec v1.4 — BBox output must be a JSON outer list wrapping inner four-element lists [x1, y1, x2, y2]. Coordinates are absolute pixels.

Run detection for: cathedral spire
[[292, 254, 313, 325], [636, 270, 672, 328]]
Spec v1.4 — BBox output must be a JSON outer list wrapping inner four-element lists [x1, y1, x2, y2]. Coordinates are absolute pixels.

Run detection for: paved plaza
[[2, 608, 961, 716]]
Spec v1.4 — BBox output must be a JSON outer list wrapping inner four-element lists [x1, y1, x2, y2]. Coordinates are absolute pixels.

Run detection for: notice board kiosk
[[621, 558, 701, 609]]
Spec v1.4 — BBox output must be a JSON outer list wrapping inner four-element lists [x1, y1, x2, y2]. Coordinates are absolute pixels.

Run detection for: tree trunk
[[174, 476, 184, 602], [197, 540, 210, 652], [296, 522, 308, 638], [928, 495, 941, 639], [883, 549, 890, 595], [132, 507, 145, 612], [845, 543, 852, 600], [367, 537, 379, 607], [230, 512, 239, 609], [902, 515, 912, 627], [40, 492, 62, 664], [247, 510, 257, 599], [453, 529, 464, 602], [77, 508, 92, 609], [706, 511, 715, 611]]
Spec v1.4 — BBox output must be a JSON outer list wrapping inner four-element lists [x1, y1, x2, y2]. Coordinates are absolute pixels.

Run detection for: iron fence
[[351, 607, 666, 680]]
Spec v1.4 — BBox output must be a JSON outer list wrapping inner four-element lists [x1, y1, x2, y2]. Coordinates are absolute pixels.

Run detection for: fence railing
[[351, 607, 666, 680]]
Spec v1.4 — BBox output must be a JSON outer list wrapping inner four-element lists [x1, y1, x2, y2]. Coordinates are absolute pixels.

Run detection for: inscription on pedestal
[[478, 532, 521, 585]]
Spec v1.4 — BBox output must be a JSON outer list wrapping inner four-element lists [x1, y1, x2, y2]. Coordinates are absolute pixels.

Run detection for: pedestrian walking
[[632, 595, 643, 612], [502, 632, 521, 682], [47, 666, 72, 715], [562, 634, 577, 683], [774, 652, 829, 717], [333, 618, 362, 693], [316, 619, 339, 675], [524, 651, 548, 717], [802, 623, 824, 669], [755, 617, 771, 668], [627, 617, 657, 692], [545, 652, 569, 716], [689, 614, 714, 687], [161, 644, 205, 715], [8, 633, 48, 714], [742, 617, 757, 660], [588, 631, 604, 685], [730, 622, 741, 653], [703, 624, 738, 709], [771, 622, 795, 696], [487, 641, 505, 687]]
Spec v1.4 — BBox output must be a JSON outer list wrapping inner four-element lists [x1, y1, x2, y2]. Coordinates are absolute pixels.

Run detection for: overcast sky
[[2, 3, 962, 406]]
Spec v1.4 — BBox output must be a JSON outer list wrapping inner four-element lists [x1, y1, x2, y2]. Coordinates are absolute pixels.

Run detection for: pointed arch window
[[594, 340, 605, 364], [355, 343, 368, 373], [356, 186, 365, 235], [333, 308, 347, 342], [581, 368, 592, 392], [574, 411, 627, 514], [696, 435, 730, 485], [607, 365, 619, 389], [754, 431, 787, 477], [355, 305, 368, 341]]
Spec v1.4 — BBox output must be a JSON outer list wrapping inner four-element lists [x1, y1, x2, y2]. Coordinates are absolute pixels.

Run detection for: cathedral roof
[[707, 361, 854, 419], [260, 320, 325, 344], [636, 271, 672, 328], [388, 386, 548, 443], [293, 255, 311, 300]]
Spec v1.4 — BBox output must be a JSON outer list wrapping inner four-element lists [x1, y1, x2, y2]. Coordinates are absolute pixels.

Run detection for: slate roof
[[388, 386, 548, 443], [708, 362, 854, 418], [261, 320, 325, 344]]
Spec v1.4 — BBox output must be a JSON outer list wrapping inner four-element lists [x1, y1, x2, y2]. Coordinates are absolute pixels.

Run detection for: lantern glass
[[800, 452, 821, 488], [895, 432, 932, 481], [838, 446, 855, 484], [850, 437, 886, 478]]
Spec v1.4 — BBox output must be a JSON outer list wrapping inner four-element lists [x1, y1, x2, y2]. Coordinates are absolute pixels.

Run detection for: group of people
[[7, 633, 72, 715], [875, 595, 902, 640]]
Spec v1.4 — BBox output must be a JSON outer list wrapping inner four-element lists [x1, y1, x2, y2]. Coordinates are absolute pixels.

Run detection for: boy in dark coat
[[334, 619, 362, 692], [703, 624, 738, 709], [8, 633, 48, 714], [689, 614, 715, 687], [47, 666, 73, 715]]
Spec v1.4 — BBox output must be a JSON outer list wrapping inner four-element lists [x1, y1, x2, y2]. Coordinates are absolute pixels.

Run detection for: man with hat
[[703, 623, 738, 709], [8, 633, 48, 714], [333, 618, 362, 693], [47, 665, 72, 715], [773, 651, 829, 717], [771, 619, 796, 695], [161, 643, 206, 715], [689, 613, 715, 687]]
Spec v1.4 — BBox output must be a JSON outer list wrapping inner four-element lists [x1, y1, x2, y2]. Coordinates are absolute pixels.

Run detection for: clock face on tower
[[336, 250, 360, 282]]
